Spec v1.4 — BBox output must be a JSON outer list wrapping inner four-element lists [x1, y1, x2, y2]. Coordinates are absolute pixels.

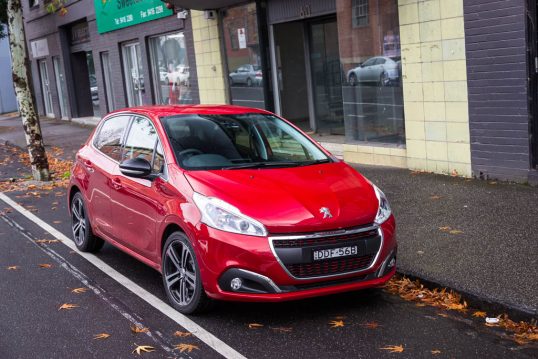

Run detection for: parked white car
[[229, 64, 262, 86], [347, 56, 400, 86]]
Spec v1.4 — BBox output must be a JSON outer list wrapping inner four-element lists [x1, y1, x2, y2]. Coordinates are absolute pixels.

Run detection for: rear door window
[[94, 115, 130, 161]]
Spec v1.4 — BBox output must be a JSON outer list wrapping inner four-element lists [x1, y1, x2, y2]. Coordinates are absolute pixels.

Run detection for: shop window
[[337, 0, 404, 145], [352, 0, 369, 27], [222, 2, 267, 110], [149, 32, 193, 105]]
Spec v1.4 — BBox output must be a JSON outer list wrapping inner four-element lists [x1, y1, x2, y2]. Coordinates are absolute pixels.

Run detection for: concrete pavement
[[1, 114, 537, 319]]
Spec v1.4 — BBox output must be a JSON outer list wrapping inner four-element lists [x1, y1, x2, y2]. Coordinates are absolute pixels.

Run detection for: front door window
[[122, 43, 144, 106]]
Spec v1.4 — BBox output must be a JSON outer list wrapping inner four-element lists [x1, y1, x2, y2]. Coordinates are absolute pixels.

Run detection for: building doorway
[[69, 51, 96, 118], [272, 16, 343, 136], [38, 59, 54, 118]]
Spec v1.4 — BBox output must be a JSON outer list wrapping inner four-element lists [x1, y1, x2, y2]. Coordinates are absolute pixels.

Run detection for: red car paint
[[69, 105, 396, 302]]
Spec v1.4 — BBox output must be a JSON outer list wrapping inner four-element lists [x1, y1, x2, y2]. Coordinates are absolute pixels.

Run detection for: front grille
[[273, 229, 378, 248], [286, 254, 375, 278]]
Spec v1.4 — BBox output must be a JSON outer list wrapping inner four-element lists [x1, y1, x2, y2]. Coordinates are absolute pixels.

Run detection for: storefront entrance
[[38, 59, 54, 118], [122, 42, 144, 107], [272, 17, 344, 135]]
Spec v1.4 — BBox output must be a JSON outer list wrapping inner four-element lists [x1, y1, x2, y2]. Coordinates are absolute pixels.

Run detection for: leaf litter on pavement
[[385, 276, 538, 345]]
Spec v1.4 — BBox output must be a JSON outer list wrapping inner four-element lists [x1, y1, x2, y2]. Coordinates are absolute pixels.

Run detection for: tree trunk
[[7, 0, 50, 181]]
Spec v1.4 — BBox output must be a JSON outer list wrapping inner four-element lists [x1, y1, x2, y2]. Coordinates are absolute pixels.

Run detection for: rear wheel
[[70, 192, 104, 252], [162, 232, 212, 314], [246, 77, 252, 87], [349, 73, 358, 86]]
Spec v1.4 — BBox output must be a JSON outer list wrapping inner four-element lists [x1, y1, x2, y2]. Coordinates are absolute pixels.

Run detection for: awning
[[165, 0, 244, 10]]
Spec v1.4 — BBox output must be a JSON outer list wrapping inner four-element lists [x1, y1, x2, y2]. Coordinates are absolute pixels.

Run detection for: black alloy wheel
[[162, 232, 212, 314], [70, 192, 104, 252]]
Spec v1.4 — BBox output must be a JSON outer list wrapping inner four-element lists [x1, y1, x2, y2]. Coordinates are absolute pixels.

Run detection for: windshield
[[161, 113, 330, 170]]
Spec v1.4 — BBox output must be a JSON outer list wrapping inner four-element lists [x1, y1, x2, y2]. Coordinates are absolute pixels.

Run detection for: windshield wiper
[[295, 159, 331, 167], [222, 161, 301, 170], [222, 159, 330, 170]]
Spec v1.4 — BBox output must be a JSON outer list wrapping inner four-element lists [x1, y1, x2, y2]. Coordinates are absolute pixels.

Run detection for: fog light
[[387, 257, 396, 269], [230, 278, 242, 291]]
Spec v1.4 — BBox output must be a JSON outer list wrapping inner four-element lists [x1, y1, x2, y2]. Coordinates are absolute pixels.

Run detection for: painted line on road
[[0, 192, 247, 359]]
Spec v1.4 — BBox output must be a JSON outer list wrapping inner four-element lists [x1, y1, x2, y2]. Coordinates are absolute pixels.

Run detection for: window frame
[[352, 0, 369, 28]]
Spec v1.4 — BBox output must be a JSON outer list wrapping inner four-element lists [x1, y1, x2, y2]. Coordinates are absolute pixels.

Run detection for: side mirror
[[119, 158, 152, 178]]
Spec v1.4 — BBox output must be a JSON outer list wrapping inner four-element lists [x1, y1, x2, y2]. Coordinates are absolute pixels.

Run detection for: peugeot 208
[[68, 105, 397, 314]]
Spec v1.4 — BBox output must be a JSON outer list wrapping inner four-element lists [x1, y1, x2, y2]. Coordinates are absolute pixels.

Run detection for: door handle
[[111, 178, 122, 190]]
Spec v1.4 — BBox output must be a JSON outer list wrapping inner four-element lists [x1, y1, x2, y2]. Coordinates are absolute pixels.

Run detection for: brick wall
[[464, 0, 531, 181]]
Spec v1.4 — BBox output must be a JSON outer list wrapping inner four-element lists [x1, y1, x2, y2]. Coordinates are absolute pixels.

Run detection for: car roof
[[107, 105, 271, 119]]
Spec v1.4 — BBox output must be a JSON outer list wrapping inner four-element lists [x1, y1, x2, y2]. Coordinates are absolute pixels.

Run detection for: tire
[[162, 232, 212, 314], [70, 192, 104, 253], [229, 76, 234, 86], [246, 77, 252, 87], [348, 73, 357, 86]]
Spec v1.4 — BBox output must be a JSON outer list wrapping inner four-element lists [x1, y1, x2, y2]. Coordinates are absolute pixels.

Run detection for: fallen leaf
[[7, 265, 19, 270], [431, 349, 441, 355], [93, 333, 110, 340], [437, 313, 448, 318], [380, 345, 404, 353], [438, 226, 451, 232], [38, 263, 53, 268], [449, 229, 463, 235], [329, 320, 345, 328], [270, 326, 293, 333], [248, 323, 264, 329], [360, 321, 381, 329], [131, 325, 149, 334], [71, 287, 88, 294], [173, 331, 192, 337], [58, 303, 79, 310], [472, 311, 487, 318], [430, 195, 442, 200], [132, 345, 155, 355], [53, 220, 62, 224], [35, 239, 61, 244], [174, 343, 199, 353]]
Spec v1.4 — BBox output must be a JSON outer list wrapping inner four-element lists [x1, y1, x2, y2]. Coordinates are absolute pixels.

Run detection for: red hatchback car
[[68, 105, 396, 313]]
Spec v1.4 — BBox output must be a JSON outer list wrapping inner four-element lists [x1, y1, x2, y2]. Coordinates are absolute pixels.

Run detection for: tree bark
[[7, 0, 50, 181]]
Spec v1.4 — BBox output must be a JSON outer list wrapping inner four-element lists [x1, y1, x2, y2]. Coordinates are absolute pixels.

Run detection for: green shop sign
[[94, 0, 173, 34]]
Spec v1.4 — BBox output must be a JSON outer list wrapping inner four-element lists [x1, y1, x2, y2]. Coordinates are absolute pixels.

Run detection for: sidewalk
[[1, 115, 537, 317]]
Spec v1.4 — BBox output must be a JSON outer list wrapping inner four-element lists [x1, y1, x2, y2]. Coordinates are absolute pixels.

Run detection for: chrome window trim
[[268, 225, 383, 281]]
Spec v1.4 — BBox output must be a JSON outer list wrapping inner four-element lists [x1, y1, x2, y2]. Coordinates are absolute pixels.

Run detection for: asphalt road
[[0, 188, 536, 358]]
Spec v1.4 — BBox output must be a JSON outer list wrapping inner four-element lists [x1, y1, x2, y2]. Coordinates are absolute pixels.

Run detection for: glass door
[[101, 52, 116, 111], [122, 43, 144, 106], [38, 59, 54, 117], [52, 57, 68, 119], [308, 19, 344, 135]]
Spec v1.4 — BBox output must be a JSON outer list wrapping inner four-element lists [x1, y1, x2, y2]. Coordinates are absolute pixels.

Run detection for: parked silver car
[[229, 64, 262, 86], [347, 56, 400, 86]]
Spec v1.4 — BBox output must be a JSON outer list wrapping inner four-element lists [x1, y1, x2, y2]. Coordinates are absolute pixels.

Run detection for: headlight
[[373, 185, 391, 225], [192, 192, 267, 237]]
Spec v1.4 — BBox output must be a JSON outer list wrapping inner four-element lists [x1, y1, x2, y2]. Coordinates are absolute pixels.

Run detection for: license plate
[[313, 246, 358, 261]]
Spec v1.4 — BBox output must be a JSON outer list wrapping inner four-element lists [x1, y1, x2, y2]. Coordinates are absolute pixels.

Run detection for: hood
[[184, 162, 379, 234]]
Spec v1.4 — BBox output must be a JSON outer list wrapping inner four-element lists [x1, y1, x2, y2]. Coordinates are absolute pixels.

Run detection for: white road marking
[[0, 192, 247, 359]]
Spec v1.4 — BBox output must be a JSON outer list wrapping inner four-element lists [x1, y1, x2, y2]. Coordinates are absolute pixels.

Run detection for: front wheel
[[70, 192, 104, 252], [162, 232, 212, 314]]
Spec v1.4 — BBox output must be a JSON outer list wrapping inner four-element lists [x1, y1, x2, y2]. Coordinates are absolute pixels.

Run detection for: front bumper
[[194, 216, 397, 302]]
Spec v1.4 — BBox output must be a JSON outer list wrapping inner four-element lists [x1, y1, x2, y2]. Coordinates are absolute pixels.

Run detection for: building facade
[[23, 0, 538, 183], [23, 0, 199, 125]]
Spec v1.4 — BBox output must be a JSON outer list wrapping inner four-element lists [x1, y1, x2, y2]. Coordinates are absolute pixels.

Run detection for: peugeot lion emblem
[[320, 207, 333, 219]]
